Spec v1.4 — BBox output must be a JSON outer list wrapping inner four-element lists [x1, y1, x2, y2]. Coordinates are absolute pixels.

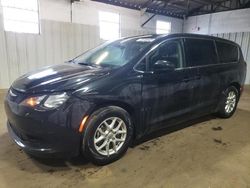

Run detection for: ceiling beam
[[91, 0, 183, 18], [191, 0, 230, 9], [187, 0, 231, 16], [141, 0, 154, 9], [158, 0, 187, 18], [91, 0, 250, 19], [166, 3, 188, 10], [158, 0, 188, 11]]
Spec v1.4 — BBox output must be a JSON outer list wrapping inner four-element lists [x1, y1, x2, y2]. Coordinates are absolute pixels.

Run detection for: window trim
[[133, 36, 240, 74]]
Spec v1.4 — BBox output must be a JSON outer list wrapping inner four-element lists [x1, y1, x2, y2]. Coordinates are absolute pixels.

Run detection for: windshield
[[73, 36, 155, 68]]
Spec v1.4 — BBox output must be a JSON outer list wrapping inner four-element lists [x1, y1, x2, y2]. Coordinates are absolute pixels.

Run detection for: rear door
[[184, 38, 221, 114]]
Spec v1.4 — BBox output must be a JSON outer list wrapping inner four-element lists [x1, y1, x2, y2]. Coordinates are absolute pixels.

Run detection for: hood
[[11, 63, 110, 94]]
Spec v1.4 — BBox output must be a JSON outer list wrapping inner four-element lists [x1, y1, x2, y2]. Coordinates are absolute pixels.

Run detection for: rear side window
[[216, 41, 238, 63], [185, 38, 217, 67]]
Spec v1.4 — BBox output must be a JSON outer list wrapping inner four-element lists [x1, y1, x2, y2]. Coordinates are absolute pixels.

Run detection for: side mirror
[[153, 60, 175, 73]]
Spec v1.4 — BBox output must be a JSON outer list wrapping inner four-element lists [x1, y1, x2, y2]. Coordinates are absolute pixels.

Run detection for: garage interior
[[0, 0, 250, 187]]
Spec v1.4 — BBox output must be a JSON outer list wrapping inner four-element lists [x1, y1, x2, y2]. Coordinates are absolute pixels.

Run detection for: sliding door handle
[[183, 77, 191, 82], [183, 75, 201, 82], [196, 74, 201, 79]]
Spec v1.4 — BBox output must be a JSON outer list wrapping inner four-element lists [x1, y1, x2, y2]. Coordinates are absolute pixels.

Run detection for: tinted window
[[185, 38, 217, 67], [147, 39, 183, 70], [216, 41, 238, 63]]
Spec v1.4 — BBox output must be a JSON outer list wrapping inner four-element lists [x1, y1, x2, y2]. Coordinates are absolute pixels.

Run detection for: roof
[[122, 33, 240, 46]]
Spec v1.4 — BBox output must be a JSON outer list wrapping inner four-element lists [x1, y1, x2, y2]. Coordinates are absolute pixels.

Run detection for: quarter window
[[185, 38, 217, 67], [216, 41, 238, 63]]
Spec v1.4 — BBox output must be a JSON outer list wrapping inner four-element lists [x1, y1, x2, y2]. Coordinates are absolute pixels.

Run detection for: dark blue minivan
[[5, 34, 247, 165]]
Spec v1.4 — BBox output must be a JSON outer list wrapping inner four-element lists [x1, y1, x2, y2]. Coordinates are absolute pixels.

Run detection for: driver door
[[141, 39, 199, 131]]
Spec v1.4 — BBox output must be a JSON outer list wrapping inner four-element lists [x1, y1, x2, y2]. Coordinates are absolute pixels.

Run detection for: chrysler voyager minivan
[[5, 34, 247, 165]]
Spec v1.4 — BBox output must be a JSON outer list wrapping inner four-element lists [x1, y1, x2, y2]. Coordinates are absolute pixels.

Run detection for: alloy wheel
[[225, 91, 237, 114], [93, 117, 127, 156]]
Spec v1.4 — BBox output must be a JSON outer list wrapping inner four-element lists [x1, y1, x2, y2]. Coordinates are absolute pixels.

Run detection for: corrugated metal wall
[[211, 32, 250, 84], [0, 17, 151, 89]]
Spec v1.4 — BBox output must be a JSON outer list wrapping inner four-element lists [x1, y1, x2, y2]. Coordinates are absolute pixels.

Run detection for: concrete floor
[[0, 87, 250, 188]]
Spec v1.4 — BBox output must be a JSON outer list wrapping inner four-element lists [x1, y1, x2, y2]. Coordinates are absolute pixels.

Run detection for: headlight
[[43, 93, 69, 109], [21, 96, 45, 107], [21, 92, 69, 109]]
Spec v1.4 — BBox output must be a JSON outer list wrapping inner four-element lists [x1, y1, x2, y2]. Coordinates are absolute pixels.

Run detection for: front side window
[[99, 11, 120, 41], [73, 37, 154, 68], [185, 38, 217, 67], [145, 39, 183, 71], [1, 0, 39, 34], [216, 41, 238, 63]]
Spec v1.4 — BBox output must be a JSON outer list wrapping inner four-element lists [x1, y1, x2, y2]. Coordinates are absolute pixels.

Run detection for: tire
[[81, 106, 133, 165], [217, 86, 239, 118]]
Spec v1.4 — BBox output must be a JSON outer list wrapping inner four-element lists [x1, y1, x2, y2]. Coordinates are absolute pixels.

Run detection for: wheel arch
[[229, 82, 241, 94], [216, 82, 240, 118], [87, 100, 138, 140], [216, 82, 241, 112]]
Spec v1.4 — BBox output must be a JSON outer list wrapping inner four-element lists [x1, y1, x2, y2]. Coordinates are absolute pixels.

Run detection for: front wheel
[[217, 86, 239, 118], [82, 106, 133, 165]]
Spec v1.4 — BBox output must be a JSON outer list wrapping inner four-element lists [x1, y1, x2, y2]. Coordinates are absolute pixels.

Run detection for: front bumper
[[7, 121, 80, 158], [7, 121, 64, 157], [4, 90, 92, 158]]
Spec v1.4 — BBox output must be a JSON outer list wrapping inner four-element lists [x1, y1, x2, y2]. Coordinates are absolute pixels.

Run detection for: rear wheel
[[82, 106, 133, 165], [217, 86, 239, 118]]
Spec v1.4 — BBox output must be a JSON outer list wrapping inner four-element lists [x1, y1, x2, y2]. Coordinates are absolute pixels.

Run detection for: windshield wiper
[[78, 62, 90, 66], [78, 62, 99, 68], [65, 59, 74, 63]]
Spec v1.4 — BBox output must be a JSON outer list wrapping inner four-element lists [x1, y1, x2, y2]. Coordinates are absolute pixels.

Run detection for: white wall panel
[[184, 8, 250, 34]]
